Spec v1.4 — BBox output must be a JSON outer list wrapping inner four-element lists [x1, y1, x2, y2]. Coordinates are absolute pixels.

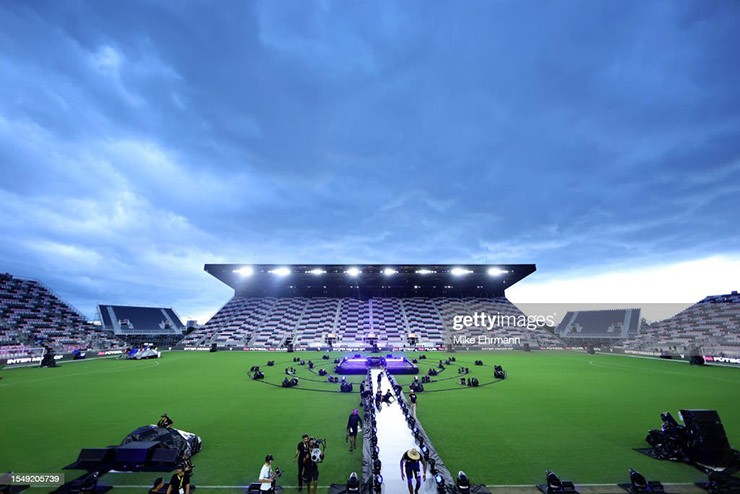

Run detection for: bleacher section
[[98, 304, 186, 346], [370, 298, 406, 347], [625, 291, 740, 355], [0, 273, 124, 353], [182, 296, 564, 350], [556, 309, 641, 345]]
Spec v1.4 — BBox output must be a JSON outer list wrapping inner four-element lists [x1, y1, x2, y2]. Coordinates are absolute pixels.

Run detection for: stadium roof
[[204, 264, 536, 298]]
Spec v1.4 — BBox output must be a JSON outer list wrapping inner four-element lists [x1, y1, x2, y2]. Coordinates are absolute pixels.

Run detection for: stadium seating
[[555, 309, 641, 345], [97, 305, 187, 347], [624, 292, 740, 355], [181, 295, 565, 350], [0, 273, 125, 353]]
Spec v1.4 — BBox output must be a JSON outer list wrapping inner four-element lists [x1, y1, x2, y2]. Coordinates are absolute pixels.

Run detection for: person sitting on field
[[382, 389, 394, 404]]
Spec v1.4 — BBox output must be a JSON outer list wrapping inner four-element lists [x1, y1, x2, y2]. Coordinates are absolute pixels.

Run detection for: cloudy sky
[[1, 1, 739, 324]]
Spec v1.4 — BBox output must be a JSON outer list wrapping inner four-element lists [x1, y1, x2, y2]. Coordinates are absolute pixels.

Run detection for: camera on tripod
[[273, 467, 282, 478]]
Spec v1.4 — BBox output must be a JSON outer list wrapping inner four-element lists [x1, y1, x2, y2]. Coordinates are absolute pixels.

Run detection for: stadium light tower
[[233, 266, 254, 276], [487, 267, 507, 276], [416, 268, 435, 275], [383, 268, 397, 276], [307, 268, 326, 275], [346, 267, 361, 277]]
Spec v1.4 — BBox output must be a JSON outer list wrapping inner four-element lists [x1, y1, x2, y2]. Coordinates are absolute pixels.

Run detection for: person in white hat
[[400, 447, 427, 494]]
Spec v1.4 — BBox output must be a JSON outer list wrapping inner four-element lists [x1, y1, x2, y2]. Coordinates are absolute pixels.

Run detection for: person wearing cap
[[400, 448, 427, 494], [346, 409, 363, 451], [258, 454, 276, 493], [293, 433, 310, 492], [165, 464, 190, 494]]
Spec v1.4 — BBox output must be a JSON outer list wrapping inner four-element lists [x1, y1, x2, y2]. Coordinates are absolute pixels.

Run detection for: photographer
[[258, 454, 278, 493], [303, 438, 326, 494]]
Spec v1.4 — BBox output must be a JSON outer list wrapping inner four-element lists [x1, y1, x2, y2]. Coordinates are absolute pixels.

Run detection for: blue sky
[[1, 1, 739, 323]]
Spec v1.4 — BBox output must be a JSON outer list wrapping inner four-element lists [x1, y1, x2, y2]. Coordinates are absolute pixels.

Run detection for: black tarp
[[120, 426, 201, 460]]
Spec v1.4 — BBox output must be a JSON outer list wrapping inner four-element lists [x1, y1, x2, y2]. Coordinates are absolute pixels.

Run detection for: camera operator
[[303, 438, 326, 494], [258, 454, 278, 493], [293, 434, 309, 492]]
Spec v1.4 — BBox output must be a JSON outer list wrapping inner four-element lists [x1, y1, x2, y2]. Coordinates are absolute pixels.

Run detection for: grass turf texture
[[1, 351, 738, 492]]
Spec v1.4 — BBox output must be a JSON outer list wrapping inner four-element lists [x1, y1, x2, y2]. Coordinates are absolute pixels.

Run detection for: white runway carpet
[[370, 369, 437, 494]]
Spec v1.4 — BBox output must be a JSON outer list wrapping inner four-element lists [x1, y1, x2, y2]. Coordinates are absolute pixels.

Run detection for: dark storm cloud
[[0, 0, 738, 320]]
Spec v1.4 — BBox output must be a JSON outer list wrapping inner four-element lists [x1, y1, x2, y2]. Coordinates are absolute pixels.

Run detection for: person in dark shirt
[[293, 433, 309, 492], [375, 389, 382, 410], [165, 464, 190, 494], [157, 414, 173, 428], [346, 409, 363, 451], [148, 477, 165, 494], [409, 390, 417, 418], [400, 448, 426, 494], [303, 438, 326, 494], [382, 389, 394, 404]]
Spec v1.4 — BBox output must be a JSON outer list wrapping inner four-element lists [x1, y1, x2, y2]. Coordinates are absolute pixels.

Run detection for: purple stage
[[334, 354, 419, 375]]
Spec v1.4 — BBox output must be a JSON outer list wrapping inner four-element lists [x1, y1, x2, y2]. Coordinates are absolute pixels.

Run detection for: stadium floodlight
[[487, 267, 507, 276], [451, 267, 473, 276], [383, 268, 397, 276], [233, 266, 254, 276], [416, 268, 435, 274], [307, 268, 326, 275], [269, 267, 291, 276], [346, 267, 361, 277]]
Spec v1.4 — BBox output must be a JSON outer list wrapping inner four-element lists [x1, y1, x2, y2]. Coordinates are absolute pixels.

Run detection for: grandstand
[[182, 264, 563, 350], [624, 291, 740, 356], [97, 304, 186, 347], [0, 273, 124, 354], [555, 308, 641, 346]]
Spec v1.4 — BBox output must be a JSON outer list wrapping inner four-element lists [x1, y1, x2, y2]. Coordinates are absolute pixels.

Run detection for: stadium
[[1, 265, 738, 494]]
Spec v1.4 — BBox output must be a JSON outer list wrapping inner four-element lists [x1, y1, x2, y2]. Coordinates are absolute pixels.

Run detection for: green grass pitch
[[1, 351, 738, 492]]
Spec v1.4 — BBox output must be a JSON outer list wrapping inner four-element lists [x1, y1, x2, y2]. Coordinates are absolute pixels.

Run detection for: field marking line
[[108, 482, 703, 489], [0, 360, 161, 387], [586, 359, 740, 383], [109, 485, 331, 489], [486, 483, 702, 488]]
